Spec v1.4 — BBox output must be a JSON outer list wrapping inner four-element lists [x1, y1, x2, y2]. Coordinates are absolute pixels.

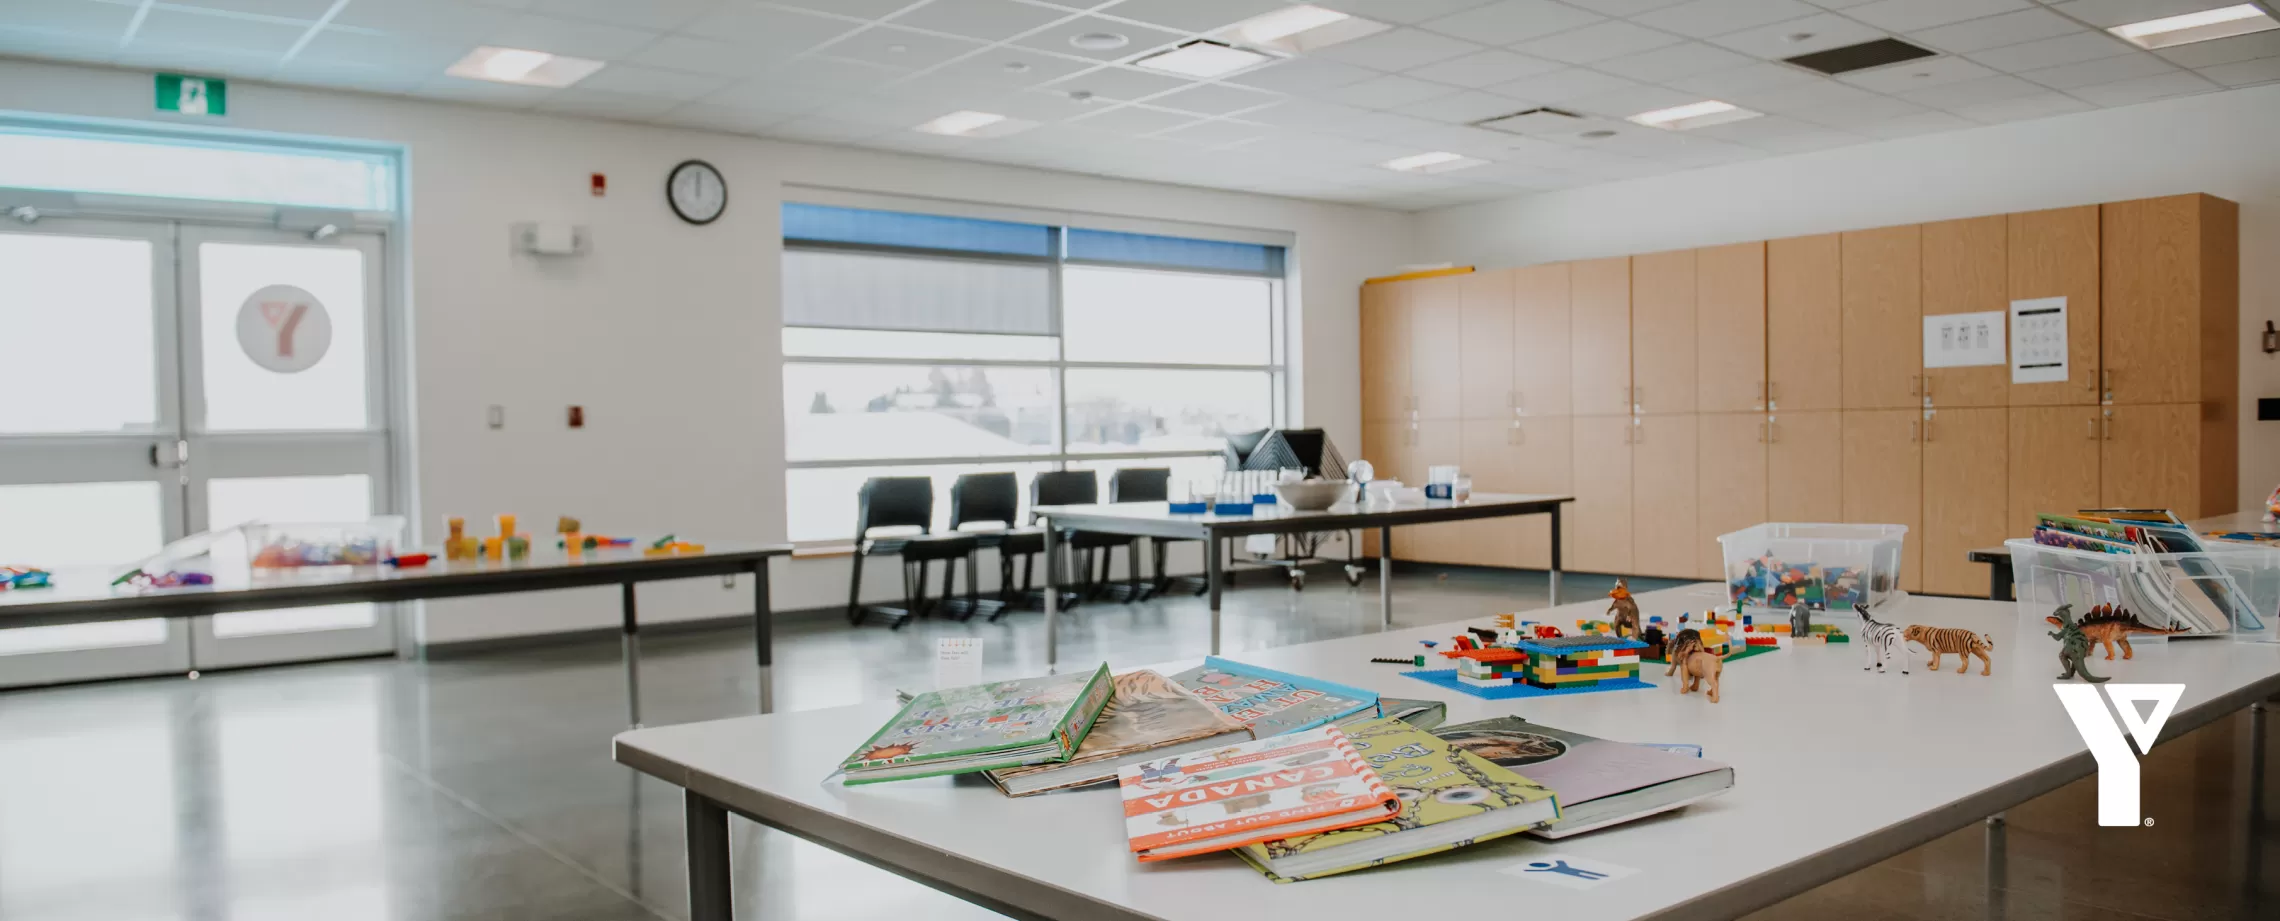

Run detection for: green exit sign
[[155, 73, 226, 116]]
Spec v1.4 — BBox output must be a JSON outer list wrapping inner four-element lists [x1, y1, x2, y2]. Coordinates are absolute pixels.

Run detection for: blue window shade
[[783, 203, 1053, 257], [1065, 228, 1284, 275]]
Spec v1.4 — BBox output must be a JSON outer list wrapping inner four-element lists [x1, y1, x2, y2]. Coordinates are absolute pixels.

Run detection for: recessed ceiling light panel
[[2108, 4, 2278, 49], [913, 110, 1037, 138], [1381, 151, 1486, 174], [445, 46, 605, 87], [1783, 37, 1936, 75], [1627, 100, 1761, 131], [1132, 40, 1275, 78], [1223, 4, 1389, 53]]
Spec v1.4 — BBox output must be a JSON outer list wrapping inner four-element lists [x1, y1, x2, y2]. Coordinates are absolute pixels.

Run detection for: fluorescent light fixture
[[1133, 40, 1275, 78], [1626, 100, 1761, 131], [1381, 151, 1486, 174], [1225, 6, 1389, 53], [446, 46, 605, 87], [913, 110, 1038, 138], [2108, 4, 2278, 49]]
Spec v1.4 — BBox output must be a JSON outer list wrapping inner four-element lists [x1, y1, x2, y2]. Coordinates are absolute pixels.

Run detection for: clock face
[[667, 160, 726, 225]]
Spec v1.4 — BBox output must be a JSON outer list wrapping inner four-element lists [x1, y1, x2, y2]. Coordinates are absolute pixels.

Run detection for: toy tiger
[[1902, 624, 1994, 676], [1854, 603, 1909, 675]]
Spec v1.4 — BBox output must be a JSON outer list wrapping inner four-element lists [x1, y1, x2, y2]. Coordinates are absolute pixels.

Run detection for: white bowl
[[1273, 480, 1351, 511]]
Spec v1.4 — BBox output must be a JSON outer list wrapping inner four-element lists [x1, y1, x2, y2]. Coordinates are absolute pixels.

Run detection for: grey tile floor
[[0, 566, 2272, 920]]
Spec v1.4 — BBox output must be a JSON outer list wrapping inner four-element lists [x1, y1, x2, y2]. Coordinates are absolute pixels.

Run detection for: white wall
[[1417, 84, 2280, 511], [0, 57, 1416, 643]]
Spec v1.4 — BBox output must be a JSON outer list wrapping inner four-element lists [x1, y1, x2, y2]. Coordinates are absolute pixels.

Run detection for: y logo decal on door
[[2052, 683, 2184, 826], [235, 284, 331, 373]]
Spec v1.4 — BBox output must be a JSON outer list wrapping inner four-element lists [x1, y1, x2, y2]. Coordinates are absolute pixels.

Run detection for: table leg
[[1206, 530, 1223, 656], [1044, 522, 1060, 671], [752, 561, 773, 715], [1378, 526, 1393, 631], [686, 791, 733, 921], [621, 582, 642, 729], [1989, 559, 2014, 603], [1984, 812, 2007, 921], [1548, 505, 1564, 606]]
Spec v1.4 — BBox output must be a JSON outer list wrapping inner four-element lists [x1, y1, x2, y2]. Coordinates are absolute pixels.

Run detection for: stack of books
[[1119, 724, 1401, 862], [1431, 716, 1733, 838], [2031, 509, 2260, 634], [1169, 656, 1380, 735], [836, 664, 1114, 784], [987, 669, 1254, 797]]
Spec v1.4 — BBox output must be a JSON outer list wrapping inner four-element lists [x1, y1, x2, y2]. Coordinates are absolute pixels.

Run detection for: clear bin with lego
[[243, 517, 405, 568], [1718, 523, 1907, 613], [2004, 537, 2276, 644]]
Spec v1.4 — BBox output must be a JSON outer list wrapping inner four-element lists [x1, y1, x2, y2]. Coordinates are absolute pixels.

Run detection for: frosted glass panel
[[0, 130, 393, 210], [198, 242, 368, 431], [0, 232, 158, 434], [1063, 266, 1273, 365], [207, 475, 375, 639], [0, 482, 169, 656]]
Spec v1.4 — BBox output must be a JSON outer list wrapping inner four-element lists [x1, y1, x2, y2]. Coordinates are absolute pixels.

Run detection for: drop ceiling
[[2, 0, 2276, 211]]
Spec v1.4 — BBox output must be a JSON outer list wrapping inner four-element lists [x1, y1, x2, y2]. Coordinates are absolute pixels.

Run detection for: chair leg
[[963, 553, 980, 621], [1125, 544, 1140, 598], [847, 546, 867, 625], [939, 557, 958, 620]]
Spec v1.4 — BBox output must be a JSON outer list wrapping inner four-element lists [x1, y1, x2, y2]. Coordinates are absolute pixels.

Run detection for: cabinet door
[[1512, 415, 1573, 570], [2008, 405, 2100, 538], [1841, 409, 1922, 591], [1567, 415, 1634, 574], [1920, 216, 2008, 408], [2100, 403, 2202, 518], [1767, 234, 1841, 412], [1513, 262, 1572, 417], [1631, 414, 1698, 578], [1767, 410, 1843, 523], [1697, 242, 1766, 414], [1570, 256, 1632, 416], [1922, 407, 2008, 597], [1698, 413, 1768, 579], [1457, 419, 1520, 567], [1360, 281, 1412, 423], [2102, 196, 2209, 405], [2009, 206, 2101, 406], [1842, 225, 1923, 411], [1410, 276, 1464, 420], [1631, 250, 1696, 415], [1394, 420, 1464, 561], [1360, 420, 1407, 557], [1458, 269, 1515, 421]]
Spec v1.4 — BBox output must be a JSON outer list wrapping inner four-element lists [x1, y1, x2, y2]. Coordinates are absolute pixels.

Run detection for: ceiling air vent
[[1784, 37, 1937, 75], [1471, 107, 1589, 136]]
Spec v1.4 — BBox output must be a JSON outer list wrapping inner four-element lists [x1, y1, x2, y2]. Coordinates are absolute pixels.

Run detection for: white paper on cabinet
[[2009, 297, 2068, 384], [1923, 310, 2006, 368]]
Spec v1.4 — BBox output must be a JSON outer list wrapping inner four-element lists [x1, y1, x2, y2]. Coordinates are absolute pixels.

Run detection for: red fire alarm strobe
[[591, 173, 606, 197]]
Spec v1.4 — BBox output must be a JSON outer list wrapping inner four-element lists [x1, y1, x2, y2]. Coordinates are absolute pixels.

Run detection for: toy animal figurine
[[1663, 628, 1705, 676], [1672, 644, 1723, 703], [2047, 604, 2108, 683], [1639, 626, 1668, 661], [1605, 579, 1642, 638], [1853, 603, 1909, 675], [1789, 602, 1813, 636], [1903, 625, 1994, 676], [2065, 603, 2188, 660]]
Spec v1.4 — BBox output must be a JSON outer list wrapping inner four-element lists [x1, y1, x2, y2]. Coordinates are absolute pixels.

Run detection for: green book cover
[[839, 664, 1113, 784]]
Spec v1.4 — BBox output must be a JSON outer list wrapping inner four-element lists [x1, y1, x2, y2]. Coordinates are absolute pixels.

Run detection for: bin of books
[[2006, 535, 2277, 644], [1718, 523, 1907, 613]]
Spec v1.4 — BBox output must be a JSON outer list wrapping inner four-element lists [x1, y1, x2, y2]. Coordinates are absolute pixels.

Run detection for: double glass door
[[0, 216, 395, 688]]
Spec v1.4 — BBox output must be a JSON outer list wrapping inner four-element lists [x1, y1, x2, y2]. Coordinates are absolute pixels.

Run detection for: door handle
[[149, 440, 188, 469]]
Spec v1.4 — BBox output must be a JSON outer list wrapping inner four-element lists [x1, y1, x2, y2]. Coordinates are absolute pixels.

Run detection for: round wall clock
[[666, 159, 726, 225]]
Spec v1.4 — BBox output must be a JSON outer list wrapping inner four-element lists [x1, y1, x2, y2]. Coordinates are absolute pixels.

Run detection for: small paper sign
[[2010, 297, 2068, 384], [1500, 853, 1641, 890], [1923, 310, 2005, 368], [934, 637, 983, 691]]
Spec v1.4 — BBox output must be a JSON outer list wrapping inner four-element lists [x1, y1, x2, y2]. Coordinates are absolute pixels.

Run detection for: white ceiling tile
[[1781, 92, 1932, 127], [1633, 0, 1821, 38], [1899, 72, 2048, 108], [2020, 50, 2177, 89], [113, 44, 280, 79], [1666, 61, 1819, 95], [927, 47, 1097, 88], [1225, 57, 1381, 92], [772, 55, 908, 91], [333, 0, 517, 42], [1743, 126, 1867, 152], [1564, 0, 1690, 16], [1049, 65, 1195, 101], [412, 75, 556, 107], [1967, 31, 2135, 72], [1154, 117, 1274, 146], [655, 103, 803, 135], [2200, 56, 2280, 85], [693, 77, 846, 117], [1845, 0, 2031, 33], [1513, 20, 1684, 63], [1803, 0, 1876, 7], [2046, 0, 2232, 29], [2157, 30, 2280, 68], [291, 27, 463, 71], [1013, 15, 1189, 61], [1722, 75, 1883, 112], [536, 88, 685, 119], [1593, 40, 1754, 81], [1148, 81, 1282, 114], [130, 7, 306, 55], [1321, 109, 1454, 140], [1905, 8, 2084, 55], [868, 73, 1021, 107], [1405, 88, 1541, 120], [625, 35, 782, 76], [1071, 104, 1209, 134], [1709, 13, 1890, 59], [890, 0, 1076, 41], [0, 0, 136, 38], [1315, 26, 1487, 71], [1327, 73, 1465, 108], [526, 0, 719, 31], [993, 89, 1117, 121], [766, 115, 896, 143], [487, 12, 661, 59], [2068, 69, 2220, 105], [826, 25, 990, 70], [1406, 49, 1567, 86], [768, 0, 915, 18], [1418, 0, 1606, 45], [1838, 54, 1997, 91], [674, 4, 858, 54], [1689, 113, 1862, 149], [575, 62, 734, 100], [1317, 0, 1505, 25], [1104, 0, 1290, 31], [1563, 82, 1704, 116], [1241, 97, 1380, 128], [273, 59, 433, 94], [1854, 108, 1977, 137], [1, 27, 120, 66], [831, 93, 979, 128], [1488, 66, 1645, 100], [176, 0, 335, 20]]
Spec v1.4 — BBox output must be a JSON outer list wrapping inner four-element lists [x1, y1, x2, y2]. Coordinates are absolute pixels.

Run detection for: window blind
[[1064, 228, 1284, 276], [781, 249, 1054, 335], [782, 202, 1052, 257]]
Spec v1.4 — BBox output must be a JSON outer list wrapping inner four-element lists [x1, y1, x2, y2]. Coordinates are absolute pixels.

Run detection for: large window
[[782, 203, 1286, 543]]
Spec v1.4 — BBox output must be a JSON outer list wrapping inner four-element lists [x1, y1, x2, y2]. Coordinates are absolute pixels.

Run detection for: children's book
[[1169, 657, 1378, 737], [986, 670, 1252, 797], [1344, 696, 1446, 732], [1231, 717, 1559, 881], [1432, 716, 1733, 839], [1118, 725, 1397, 862], [837, 664, 1113, 785]]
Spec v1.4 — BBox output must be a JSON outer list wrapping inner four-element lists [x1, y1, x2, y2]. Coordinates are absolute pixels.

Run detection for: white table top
[[1034, 492, 1572, 539], [615, 586, 2280, 921]]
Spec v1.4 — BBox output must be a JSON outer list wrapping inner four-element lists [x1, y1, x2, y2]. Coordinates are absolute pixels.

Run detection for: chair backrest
[[1109, 467, 1170, 503], [1029, 470, 1098, 524], [949, 472, 1020, 530], [855, 476, 933, 539]]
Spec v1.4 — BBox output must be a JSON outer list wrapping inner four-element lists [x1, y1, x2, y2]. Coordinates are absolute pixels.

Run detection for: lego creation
[[1729, 554, 1869, 612], [555, 515, 635, 554], [247, 523, 392, 568], [1404, 629, 1652, 700], [1, 566, 50, 590], [1605, 578, 1641, 637], [2047, 603, 2108, 683], [645, 534, 706, 556]]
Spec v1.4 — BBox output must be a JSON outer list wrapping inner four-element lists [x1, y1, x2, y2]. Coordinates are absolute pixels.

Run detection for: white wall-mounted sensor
[[513, 221, 588, 256]]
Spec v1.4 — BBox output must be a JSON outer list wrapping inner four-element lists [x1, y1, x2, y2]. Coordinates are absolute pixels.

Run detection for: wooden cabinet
[[1920, 216, 2008, 408], [1360, 281, 1412, 423], [2100, 403, 2228, 519], [2009, 405, 2100, 538], [1697, 413, 1767, 579], [1697, 242, 1766, 414], [1359, 420, 1405, 558], [1922, 407, 2008, 597], [1767, 234, 1841, 412], [2009, 206, 2101, 406], [2103, 194, 2238, 407], [1511, 416, 1573, 570], [1767, 410, 1842, 523], [1570, 256, 1632, 416], [1567, 415, 1633, 574], [1410, 276, 1464, 420], [1841, 409, 1922, 591], [1631, 414, 1698, 578], [1458, 269, 1515, 421], [1393, 420, 1463, 560], [1461, 416, 1572, 569], [1841, 225, 1923, 411], [1513, 263, 1572, 417], [1631, 250, 1696, 415]]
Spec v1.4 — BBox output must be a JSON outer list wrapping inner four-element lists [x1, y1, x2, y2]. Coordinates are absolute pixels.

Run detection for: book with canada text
[[1119, 725, 1396, 861]]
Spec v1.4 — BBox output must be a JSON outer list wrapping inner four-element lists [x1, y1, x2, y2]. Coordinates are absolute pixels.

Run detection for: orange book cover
[[1118, 725, 1396, 861]]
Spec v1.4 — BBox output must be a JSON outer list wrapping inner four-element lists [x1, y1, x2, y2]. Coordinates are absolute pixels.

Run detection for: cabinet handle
[[1922, 376, 1933, 401], [2085, 417, 2099, 440], [2102, 413, 2113, 441], [1633, 420, 1645, 445], [2101, 369, 2114, 402], [1923, 416, 1934, 443], [1909, 420, 1919, 443], [1770, 420, 1780, 444]]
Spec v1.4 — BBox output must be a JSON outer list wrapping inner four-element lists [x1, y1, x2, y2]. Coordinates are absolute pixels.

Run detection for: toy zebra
[[1903, 624, 1995, 676], [1854, 603, 1908, 675]]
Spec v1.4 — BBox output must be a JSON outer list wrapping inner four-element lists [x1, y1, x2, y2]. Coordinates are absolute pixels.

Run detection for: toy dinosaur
[[1606, 578, 1641, 638], [2046, 604, 2109, 684], [2061, 603, 2188, 660]]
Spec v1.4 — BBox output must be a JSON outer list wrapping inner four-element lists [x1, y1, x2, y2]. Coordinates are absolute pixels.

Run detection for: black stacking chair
[[1105, 468, 1174, 600], [846, 476, 978, 629], [1031, 470, 1139, 602], [947, 472, 1029, 621]]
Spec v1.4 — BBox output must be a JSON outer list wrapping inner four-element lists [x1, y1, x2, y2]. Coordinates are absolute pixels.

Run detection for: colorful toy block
[[1441, 634, 1648, 692]]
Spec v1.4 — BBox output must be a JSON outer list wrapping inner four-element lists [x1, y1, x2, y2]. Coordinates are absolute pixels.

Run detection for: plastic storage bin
[[2005, 537, 2277, 643], [1718, 523, 1907, 612], [243, 517, 405, 568]]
